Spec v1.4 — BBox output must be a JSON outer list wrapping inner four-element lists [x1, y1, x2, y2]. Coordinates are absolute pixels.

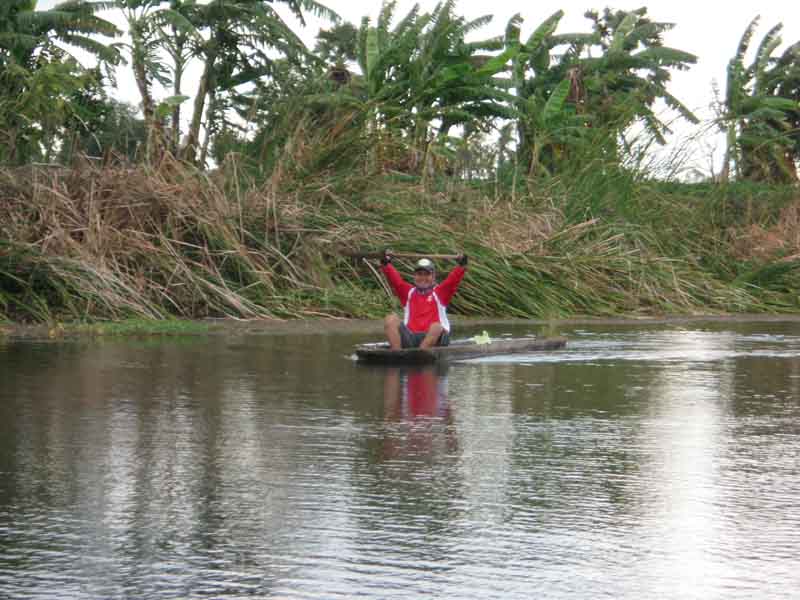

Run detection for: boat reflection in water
[[380, 363, 458, 459]]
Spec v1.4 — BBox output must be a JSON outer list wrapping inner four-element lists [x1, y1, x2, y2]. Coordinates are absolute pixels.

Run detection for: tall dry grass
[[0, 158, 387, 321], [1, 155, 798, 323]]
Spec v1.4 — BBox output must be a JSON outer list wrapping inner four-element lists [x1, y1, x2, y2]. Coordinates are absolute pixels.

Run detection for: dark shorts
[[399, 323, 450, 349]]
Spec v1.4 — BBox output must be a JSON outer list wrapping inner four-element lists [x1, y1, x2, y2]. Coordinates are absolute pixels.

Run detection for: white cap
[[414, 258, 435, 272]]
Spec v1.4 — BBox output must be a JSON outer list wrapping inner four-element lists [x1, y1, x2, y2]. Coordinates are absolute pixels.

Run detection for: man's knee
[[384, 314, 400, 328], [428, 322, 444, 336]]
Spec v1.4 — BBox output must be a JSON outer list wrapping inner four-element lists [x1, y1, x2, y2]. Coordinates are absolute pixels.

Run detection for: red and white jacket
[[381, 263, 466, 333]]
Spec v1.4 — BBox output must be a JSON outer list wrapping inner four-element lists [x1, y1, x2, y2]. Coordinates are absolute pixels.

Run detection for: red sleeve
[[381, 263, 413, 305], [434, 265, 465, 305]]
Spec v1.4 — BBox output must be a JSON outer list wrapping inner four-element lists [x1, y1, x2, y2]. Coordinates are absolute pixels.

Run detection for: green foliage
[[2, 6, 800, 325], [5, 2, 798, 186], [74, 318, 211, 336], [0, 47, 85, 163], [177, 0, 338, 164], [315, 21, 359, 65], [58, 74, 148, 163], [346, 2, 515, 170], [2, 162, 800, 324], [720, 16, 800, 183], [506, 7, 697, 176], [0, 1, 120, 66], [112, 0, 338, 163], [0, 0, 120, 164]]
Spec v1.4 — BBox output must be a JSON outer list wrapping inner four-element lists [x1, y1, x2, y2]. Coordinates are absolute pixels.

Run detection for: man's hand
[[456, 253, 468, 267], [380, 249, 394, 266]]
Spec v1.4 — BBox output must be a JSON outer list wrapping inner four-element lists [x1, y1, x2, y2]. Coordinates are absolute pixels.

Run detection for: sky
[[38, 1, 800, 175]]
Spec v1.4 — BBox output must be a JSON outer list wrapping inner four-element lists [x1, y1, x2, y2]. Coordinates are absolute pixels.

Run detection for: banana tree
[[506, 10, 594, 174], [720, 16, 800, 182], [774, 42, 800, 178], [354, 1, 516, 174], [115, 0, 200, 160], [508, 8, 697, 175], [0, 0, 120, 164], [404, 1, 515, 146], [357, 2, 428, 122], [180, 0, 338, 165], [579, 9, 698, 159], [0, 0, 120, 67], [155, 0, 198, 154], [520, 77, 596, 177]]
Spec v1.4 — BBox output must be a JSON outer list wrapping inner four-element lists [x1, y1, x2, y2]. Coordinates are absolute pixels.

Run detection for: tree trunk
[[132, 55, 164, 162], [413, 115, 429, 175], [5, 127, 19, 165], [778, 149, 799, 182], [720, 120, 739, 182], [183, 58, 214, 164], [516, 122, 534, 176], [199, 90, 217, 168], [171, 55, 184, 156]]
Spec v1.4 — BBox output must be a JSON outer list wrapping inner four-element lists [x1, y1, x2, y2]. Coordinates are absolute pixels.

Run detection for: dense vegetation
[[1, 1, 799, 324]]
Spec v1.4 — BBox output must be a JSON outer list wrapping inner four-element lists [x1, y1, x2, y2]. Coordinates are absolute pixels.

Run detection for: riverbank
[[5, 313, 800, 342], [2, 164, 799, 324]]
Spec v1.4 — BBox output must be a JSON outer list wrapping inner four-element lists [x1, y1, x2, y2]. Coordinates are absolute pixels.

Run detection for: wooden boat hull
[[354, 336, 567, 365]]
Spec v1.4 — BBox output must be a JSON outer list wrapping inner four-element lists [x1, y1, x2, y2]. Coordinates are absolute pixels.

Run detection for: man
[[380, 250, 468, 350]]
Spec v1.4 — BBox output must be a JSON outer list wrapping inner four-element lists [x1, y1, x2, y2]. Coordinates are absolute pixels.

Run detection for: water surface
[[1, 320, 799, 599]]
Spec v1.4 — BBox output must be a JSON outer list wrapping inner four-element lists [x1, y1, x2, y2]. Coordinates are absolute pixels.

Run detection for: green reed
[[1, 157, 798, 324]]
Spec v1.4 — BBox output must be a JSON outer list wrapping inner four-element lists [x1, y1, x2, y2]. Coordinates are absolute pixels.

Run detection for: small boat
[[354, 336, 567, 365]]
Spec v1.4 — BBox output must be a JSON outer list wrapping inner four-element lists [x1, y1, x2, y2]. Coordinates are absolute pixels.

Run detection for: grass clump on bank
[[73, 319, 211, 336], [1, 160, 798, 325]]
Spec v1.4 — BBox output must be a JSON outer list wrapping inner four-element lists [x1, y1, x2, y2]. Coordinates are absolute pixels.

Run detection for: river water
[[1, 319, 799, 599]]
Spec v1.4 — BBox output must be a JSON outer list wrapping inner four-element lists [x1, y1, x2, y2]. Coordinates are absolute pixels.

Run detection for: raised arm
[[435, 255, 467, 304], [381, 262, 413, 304]]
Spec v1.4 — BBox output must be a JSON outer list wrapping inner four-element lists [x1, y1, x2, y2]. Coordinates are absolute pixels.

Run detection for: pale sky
[[37, 1, 800, 174]]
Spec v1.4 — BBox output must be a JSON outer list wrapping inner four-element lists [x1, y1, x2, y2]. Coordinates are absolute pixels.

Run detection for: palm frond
[[475, 47, 516, 77], [391, 3, 421, 39], [461, 15, 494, 37], [505, 13, 522, 47], [753, 22, 783, 69], [365, 28, 379, 84], [634, 47, 697, 68], [542, 78, 571, 124], [148, 9, 201, 41], [753, 25, 783, 94], [524, 10, 563, 54], [59, 33, 121, 64], [608, 13, 639, 56], [357, 16, 370, 75], [735, 16, 761, 65], [658, 88, 700, 124], [550, 33, 596, 49], [377, 0, 398, 50], [288, 0, 340, 26]]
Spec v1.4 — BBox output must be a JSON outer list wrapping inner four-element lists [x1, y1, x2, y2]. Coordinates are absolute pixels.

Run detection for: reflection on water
[[384, 364, 451, 419], [380, 364, 455, 459], [1, 322, 800, 599]]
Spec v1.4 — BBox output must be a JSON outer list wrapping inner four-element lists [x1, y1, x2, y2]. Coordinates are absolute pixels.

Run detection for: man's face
[[413, 269, 435, 289]]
